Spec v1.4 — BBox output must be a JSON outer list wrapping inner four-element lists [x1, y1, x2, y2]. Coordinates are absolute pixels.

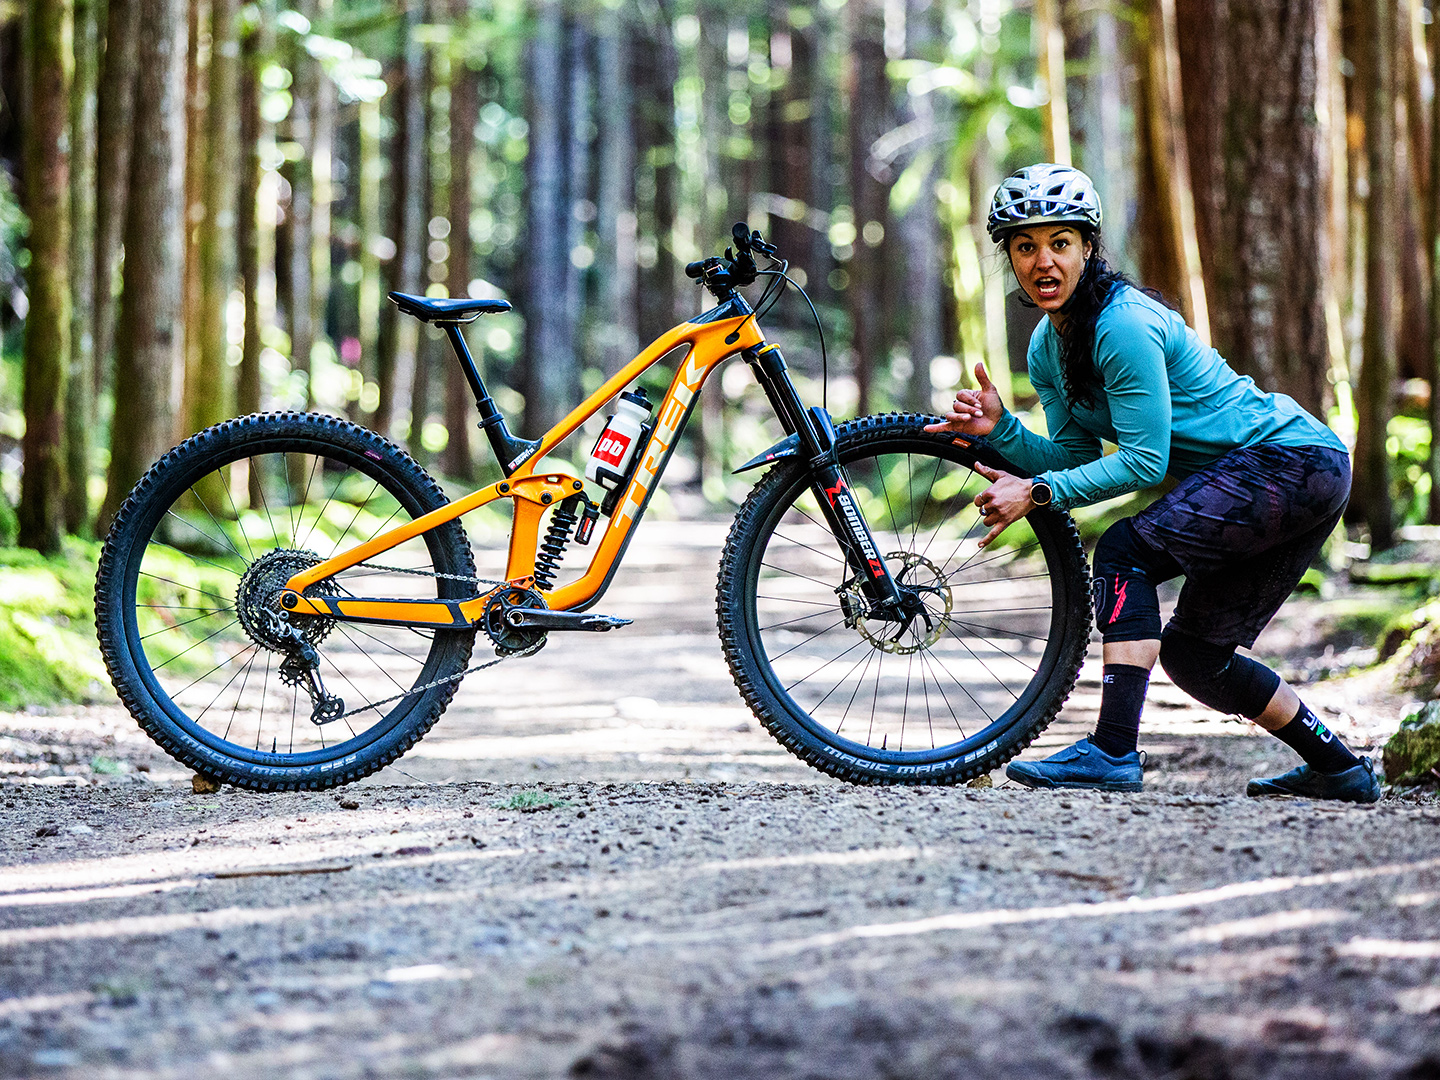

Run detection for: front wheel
[[717, 413, 1090, 785]]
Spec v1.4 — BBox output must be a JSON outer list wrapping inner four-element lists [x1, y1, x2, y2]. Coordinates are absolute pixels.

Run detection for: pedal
[[503, 607, 632, 633]]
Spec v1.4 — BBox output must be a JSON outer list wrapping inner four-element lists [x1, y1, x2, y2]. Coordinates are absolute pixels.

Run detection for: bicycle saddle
[[388, 291, 512, 323]]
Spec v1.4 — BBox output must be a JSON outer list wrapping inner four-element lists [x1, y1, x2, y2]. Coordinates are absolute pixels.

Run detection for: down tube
[[546, 347, 725, 613]]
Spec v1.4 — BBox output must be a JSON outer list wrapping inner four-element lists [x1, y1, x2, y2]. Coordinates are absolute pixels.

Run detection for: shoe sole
[[1006, 767, 1143, 793], [1245, 782, 1381, 804]]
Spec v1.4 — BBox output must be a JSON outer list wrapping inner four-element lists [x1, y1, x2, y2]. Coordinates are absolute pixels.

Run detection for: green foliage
[[493, 789, 574, 812], [0, 539, 111, 707], [1387, 415, 1432, 528]]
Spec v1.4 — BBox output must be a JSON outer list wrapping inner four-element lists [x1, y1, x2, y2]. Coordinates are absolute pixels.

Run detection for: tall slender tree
[[443, 0, 480, 481], [99, 0, 189, 532], [846, 0, 889, 416], [189, 0, 240, 442], [92, 0, 138, 400], [1355, 0, 1396, 549], [19, 0, 73, 553], [594, 2, 637, 375], [1176, 0, 1331, 417], [66, 0, 98, 535]]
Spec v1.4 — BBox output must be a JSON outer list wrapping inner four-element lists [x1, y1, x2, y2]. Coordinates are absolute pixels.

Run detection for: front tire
[[717, 413, 1090, 785], [95, 412, 477, 790]]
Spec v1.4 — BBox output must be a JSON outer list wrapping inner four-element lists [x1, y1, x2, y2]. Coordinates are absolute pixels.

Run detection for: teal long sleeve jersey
[[984, 285, 1346, 510]]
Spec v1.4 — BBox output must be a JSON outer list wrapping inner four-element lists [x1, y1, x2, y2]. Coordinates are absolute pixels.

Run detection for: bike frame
[[278, 293, 904, 628]]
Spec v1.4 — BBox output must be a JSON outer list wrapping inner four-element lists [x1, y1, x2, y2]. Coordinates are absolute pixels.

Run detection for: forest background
[[0, 0, 1429, 574]]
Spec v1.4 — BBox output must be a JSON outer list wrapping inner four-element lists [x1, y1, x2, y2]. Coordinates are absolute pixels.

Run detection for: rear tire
[[717, 413, 1090, 785], [95, 412, 477, 790]]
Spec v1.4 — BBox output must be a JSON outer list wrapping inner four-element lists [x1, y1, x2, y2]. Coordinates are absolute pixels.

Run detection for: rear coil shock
[[533, 494, 582, 592]]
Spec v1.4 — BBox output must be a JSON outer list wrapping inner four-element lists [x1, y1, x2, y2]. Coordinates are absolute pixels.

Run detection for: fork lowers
[[534, 493, 584, 592]]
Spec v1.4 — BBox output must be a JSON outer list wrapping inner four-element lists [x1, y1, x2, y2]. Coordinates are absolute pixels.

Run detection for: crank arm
[[503, 608, 632, 633]]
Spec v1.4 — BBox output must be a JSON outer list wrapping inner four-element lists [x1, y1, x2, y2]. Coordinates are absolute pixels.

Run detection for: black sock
[[1271, 701, 1360, 774], [1091, 664, 1149, 757]]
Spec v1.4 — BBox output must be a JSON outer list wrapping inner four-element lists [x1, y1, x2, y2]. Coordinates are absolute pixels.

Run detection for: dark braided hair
[[1003, 227, 1154, 412]]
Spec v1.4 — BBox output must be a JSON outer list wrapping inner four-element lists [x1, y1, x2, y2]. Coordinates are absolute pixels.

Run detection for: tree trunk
[[634, 3, 678, 346], [376, 5, 425, 442], [236, 0, 272, 423], [100, 0, 187, 532], [188, 0, 239, 447], [1176, 0, 1331, 418], [357, 95, 383, 407], [287, 0, 316, 411], [180, 0, 209, 439], [92, 0, 137, 400], [846, 0, 889, 416], [1430, 1, 1440, 521], [594, 4, 637, 376], [407, 9, 435, 466], [66, 0, 97, 535], [19, 0, 72, 553], [443, 1, 479, 482], [1355, 0, 1396, 549], [901, 0, 941, 413], [1136, 0, 1211, 342], [523, 0, 571, 435], [311, 0, 334, 408], [1034, 0, 1072, 165]]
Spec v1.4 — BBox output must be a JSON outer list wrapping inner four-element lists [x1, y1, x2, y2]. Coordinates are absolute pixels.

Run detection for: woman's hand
[[923, 363, 1005, 437], [972, 462, 1034, 548]]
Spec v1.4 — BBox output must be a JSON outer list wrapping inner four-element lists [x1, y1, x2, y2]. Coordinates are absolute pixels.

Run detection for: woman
[[925, 163, 1379, 803]]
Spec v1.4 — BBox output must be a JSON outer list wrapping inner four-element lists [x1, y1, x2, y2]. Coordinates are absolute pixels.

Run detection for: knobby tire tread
[[95, 411, 477, 791], [716, 412, 1090, 785]]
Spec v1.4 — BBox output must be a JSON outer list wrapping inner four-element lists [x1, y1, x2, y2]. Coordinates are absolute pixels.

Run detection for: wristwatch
[[1029, 479, 1053, 506]]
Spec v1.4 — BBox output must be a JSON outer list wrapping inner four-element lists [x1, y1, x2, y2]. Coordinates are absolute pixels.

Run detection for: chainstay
[[310, 561, 534, 722]]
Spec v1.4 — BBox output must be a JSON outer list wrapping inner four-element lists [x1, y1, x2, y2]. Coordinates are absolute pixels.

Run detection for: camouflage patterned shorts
[[1128, 443, 1350, 649]]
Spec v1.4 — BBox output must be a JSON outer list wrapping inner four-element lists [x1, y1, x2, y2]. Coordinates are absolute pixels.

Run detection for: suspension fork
[[742, 343, 904, 612]]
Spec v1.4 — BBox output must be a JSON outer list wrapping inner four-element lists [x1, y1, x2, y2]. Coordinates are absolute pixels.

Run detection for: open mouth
[[1034, 276, 1061, 301]]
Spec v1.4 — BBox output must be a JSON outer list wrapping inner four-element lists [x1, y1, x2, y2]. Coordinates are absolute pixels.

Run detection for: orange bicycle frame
[[278, 310, 765, 627]]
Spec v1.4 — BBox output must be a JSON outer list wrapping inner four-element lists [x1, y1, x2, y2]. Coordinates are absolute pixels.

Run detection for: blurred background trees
[[0, 0, 1429, 553]]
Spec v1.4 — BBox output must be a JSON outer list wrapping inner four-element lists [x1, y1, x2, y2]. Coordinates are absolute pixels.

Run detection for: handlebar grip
[[685, 260, 708, 280], [731, 221, 751, 253]]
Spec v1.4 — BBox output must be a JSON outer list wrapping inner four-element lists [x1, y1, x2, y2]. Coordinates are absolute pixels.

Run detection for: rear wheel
[[717, 413, 1090, 785], [95, 412, 477, 790]]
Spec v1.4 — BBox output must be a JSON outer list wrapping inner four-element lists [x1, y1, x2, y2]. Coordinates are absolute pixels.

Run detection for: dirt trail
[[2, 519, 1438, 1079]]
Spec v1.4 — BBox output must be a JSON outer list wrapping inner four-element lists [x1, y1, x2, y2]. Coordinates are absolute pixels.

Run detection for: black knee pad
[[1091, 519, 1167, 642], [1159, 631, 1280, 720]]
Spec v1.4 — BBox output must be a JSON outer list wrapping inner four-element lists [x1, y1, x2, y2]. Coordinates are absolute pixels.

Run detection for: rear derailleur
[[266, 611, 345, 725]]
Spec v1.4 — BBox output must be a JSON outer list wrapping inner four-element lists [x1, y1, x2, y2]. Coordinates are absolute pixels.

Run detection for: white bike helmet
[[987, 163, 1103, 243]]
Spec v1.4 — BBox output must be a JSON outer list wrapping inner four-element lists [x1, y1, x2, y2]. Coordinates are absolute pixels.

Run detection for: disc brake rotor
[[853, 551, 952, 655]]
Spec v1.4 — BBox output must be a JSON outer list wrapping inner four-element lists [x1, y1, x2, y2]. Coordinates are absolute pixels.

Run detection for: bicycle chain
[[323, 560, 539, 723]]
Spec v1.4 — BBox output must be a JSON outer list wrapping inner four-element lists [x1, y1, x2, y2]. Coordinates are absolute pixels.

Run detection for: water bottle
[[586, 389, 652, 490]]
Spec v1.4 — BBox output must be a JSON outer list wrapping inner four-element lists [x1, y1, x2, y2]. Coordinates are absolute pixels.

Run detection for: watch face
[[1032, 481, 1052, 505]]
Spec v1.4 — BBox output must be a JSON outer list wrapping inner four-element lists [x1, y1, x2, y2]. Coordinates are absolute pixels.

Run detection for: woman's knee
[[1091, 520, 1166, 642], [1158, 631, 1279, 719]]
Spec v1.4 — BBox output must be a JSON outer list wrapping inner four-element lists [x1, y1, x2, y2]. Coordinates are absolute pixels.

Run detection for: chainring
[[480, 585, 549, 656]]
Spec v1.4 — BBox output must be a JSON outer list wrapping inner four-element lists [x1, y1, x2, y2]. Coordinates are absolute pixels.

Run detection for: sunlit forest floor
[[2, 518, 1438, 1078]]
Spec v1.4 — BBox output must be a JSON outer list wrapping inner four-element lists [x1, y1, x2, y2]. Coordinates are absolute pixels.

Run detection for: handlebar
[[685, 222, 778, 297]]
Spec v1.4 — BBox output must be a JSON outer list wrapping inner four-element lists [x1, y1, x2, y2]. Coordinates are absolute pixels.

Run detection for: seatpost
[[440, 322, 540, 476]]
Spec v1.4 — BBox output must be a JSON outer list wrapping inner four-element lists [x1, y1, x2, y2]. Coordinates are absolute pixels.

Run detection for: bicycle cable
[[753, 267, 829, 413]]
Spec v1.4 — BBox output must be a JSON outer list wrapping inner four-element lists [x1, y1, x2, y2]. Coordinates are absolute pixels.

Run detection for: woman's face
[[1006, 225, 1093, 319]]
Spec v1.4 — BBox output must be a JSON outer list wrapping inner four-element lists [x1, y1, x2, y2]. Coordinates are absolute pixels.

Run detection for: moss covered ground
[[0, 539, 112, 709]]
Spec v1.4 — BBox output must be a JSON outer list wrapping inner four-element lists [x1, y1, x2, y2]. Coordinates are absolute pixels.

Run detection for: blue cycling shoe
[[1246, 756, 1382, 804], [1005, 737, 1144, 792]]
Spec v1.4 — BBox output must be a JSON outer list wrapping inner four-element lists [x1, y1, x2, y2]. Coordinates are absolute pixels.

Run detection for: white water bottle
[[586, 389, 652, 490]]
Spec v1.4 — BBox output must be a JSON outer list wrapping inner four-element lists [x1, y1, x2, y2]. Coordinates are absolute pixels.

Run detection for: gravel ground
[[2, 520, 1439, 1079]]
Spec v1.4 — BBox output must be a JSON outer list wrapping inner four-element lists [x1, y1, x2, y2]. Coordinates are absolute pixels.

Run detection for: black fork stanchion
[[743, 342, 904, 613]]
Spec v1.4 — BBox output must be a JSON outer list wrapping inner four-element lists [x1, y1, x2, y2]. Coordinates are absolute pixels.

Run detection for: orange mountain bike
[[95, 224, 1089, 790]]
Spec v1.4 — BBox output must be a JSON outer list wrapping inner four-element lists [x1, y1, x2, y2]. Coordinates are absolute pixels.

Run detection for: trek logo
[[592, 430, 631, 467], [824, 477, 884, 578], [613, 351, 708, 527]]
